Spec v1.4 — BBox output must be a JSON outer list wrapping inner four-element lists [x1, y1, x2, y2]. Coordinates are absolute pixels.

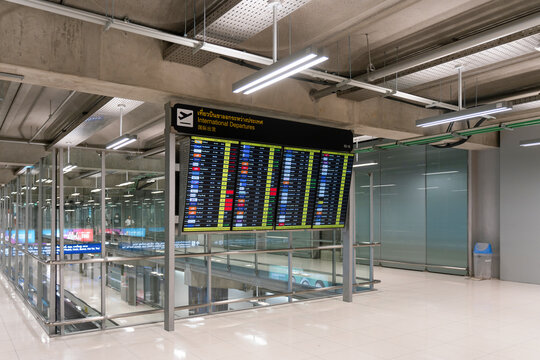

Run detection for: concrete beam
[[0, 2, 497, 149]]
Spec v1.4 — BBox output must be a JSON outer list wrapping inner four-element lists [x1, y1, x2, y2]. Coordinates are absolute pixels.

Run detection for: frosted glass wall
[[355, 146, 468, 275]]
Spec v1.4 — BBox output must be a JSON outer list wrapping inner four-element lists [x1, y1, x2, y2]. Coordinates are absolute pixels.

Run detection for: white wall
[[471, 149, 500, 278], [500, 126, 540, 284]]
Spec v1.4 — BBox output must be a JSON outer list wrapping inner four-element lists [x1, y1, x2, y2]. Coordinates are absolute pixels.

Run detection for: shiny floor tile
[[2, 267, 540, 360]]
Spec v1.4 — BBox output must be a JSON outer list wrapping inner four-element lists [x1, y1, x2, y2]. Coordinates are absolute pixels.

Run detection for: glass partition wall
[[354, 145, 468, 275], [0, 145, 376, 335]]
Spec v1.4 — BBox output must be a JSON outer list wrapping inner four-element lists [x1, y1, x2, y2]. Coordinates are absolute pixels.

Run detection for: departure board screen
[[232, 143, 282, 230], [313, 152, 354, 228], [275, 148, 320, 229], [183, 137, 238, 231]]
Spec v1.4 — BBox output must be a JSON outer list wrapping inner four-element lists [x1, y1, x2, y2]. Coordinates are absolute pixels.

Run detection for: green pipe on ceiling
[[353, 118, 540, 153]]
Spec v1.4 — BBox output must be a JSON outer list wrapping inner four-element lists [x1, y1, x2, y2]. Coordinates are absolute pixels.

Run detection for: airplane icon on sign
[[177, 109, 193, 127]]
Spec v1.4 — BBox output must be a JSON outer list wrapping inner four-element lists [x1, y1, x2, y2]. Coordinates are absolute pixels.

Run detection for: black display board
[[232, 142, 282, 231], [182, 137, 238, 232], [275, 147, 321, 230], [313, 152, 354, 228], [171, 103, 353, 152]]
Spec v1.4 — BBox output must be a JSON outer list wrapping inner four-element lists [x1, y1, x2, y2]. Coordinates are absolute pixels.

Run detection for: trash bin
[[473, 243, 493, 279]]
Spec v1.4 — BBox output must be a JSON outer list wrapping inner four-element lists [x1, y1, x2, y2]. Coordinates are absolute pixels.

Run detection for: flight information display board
[[183, 137, 238, 231], [275, 147, 321, 229], [313, 152, 354, 228], [232, 142, 282, 230]]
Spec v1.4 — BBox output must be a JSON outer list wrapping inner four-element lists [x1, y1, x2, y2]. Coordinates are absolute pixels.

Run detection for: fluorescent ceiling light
[[106, 134, 137, 150], [16, 166, 30, 176], [71, 192, 80, 196], [124, 194, 134, 197], [233, 47, 328, 95], [353, 135, 378, 143], [416, 102, 512, 128], [360, 184, 396, 188], [117, 181, 134, 187], [423, 171, 458, 176], [90, 188, 101, 193], [152, 190, 164, 194], [244, 57, 328, 95], [353, 162, 378, 168], [63, 164, 77, 174], [520, 139, 540, 147]]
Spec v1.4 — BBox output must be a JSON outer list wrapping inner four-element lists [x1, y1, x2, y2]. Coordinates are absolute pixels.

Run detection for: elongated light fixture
[[416, 102, 512, 128], [117, 181, 134, 187], [233, 47, 328, 95], [520, 138, 540, 147], [106, 103, 137, 150], [63, 147, 77, 174], [353, 162, 378, 168], [117, 171, 134, 187], [106, 134, 137, 150]]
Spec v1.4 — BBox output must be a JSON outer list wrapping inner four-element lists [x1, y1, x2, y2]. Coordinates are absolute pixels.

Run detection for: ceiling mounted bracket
[[336, 79, 352, 88], [193, 42, 205, 55], [500, 123, 514, 131], [451, 131, 468, 140]]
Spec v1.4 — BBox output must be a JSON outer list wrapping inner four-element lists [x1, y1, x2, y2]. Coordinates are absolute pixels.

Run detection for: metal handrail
[[353, 242, 381, 248], [40, 279, 380, 327], [1, 242, 380, 266]]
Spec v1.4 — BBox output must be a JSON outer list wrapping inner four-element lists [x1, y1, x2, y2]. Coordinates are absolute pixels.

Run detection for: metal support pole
[[272, 3, 278, 63], [0, 187, 4, 269], [342, 171, 355, 302], [7, 183, 12, 279], [37, 159, 43, 314], [332, 229, 336, 286], [457, 65, 463, 110], [467, 150, 473, 276], [287, 231, 292, 302], [15, 176, 20, 283], [23, 169, 30, 297], [206, 234, 212, 314], [164, 124, 175, 331], [100, 151, 106, 329], [49, 149, 57, 335], [369, 172, 374, 289], [58, 148, 65, 335]]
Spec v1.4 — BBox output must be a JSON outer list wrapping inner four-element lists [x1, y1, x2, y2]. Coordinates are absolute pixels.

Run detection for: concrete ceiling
[[1, 0, 540, 185]]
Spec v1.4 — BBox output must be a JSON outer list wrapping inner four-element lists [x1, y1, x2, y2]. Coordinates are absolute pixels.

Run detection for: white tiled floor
[[2, 267, 540, 359]]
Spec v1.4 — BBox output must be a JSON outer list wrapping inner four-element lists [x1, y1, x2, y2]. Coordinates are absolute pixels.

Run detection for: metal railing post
[[342, 171, 355, 302], [15, 176, 20, 283], [369, 172, 374, 289], [24, 169, 30, 298], [206, 234, 212, 314], [164, 124, 176, 331], [58, 148, 65, 335], [37, 159, 44, 314], [287, 231, 292, 302], [100, 151, 106, 329], [49, 149, 57, 335]]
